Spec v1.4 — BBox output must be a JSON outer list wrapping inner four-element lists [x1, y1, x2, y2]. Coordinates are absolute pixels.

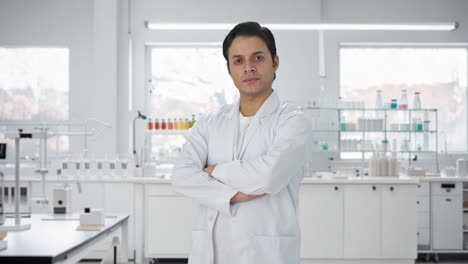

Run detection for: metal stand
[[0, 136, 30, 232]]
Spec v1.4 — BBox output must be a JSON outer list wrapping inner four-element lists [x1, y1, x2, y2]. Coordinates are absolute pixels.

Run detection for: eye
[[233, 58, 242, 64], [255, 55, 263, 61]]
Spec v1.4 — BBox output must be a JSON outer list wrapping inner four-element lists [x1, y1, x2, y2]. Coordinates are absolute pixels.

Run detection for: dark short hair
[[222, 21, 277, 63]]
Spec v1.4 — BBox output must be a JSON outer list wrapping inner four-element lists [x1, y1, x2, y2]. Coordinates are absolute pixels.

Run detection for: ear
[[273, 55, 279, 70]]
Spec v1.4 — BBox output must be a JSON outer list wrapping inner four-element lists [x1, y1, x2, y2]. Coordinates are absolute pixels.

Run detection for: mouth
[[243, 77, 260, 84]]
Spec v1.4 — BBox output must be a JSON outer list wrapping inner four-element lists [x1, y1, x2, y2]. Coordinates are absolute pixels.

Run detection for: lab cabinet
[[144, 184, 197, 258], [300, 182, 417, 261], [299, 184, 344, 258], [431, 182, 463, 250], [381, 185, 417, 258], [343, 185, 381, 258]]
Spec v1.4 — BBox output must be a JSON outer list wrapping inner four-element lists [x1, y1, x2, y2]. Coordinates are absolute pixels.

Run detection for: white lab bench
[[3, 175, 468, 264]]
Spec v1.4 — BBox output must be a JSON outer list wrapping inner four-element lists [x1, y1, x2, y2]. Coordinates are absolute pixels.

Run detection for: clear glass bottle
[[413, 92, 421, 109], [376, 90, 383, 109], [399, 90, 408, 109]]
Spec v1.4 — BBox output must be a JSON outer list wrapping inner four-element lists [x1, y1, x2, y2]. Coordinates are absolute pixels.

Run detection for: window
[[340, 47, 468, 152], [0, 47, 69, 120], [146, 45, 238, 165], [0, 47, 70, 162]]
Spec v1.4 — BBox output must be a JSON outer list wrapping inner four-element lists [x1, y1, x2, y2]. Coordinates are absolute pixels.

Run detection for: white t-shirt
[[213, 112, 254, 264]]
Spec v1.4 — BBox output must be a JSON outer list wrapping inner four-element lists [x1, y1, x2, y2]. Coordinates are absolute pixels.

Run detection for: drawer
[[417, 212, 430, 228], [417, 183, 430, 195], [417, 228, 430, 245], [431, 182, 462, 196], [416, 197, 429, 212]]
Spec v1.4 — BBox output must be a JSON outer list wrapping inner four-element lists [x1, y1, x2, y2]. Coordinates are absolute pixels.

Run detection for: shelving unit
[[304, 107, 439, 172]]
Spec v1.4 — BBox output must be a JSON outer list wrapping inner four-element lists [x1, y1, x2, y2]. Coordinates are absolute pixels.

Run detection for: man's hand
[[230, 192, 265, 204], [203, 165, 216, 175]]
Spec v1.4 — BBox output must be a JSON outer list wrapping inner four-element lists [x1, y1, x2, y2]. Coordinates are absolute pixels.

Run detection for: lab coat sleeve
[[211, 111, 311, 195], [171, 114, 238, 215]]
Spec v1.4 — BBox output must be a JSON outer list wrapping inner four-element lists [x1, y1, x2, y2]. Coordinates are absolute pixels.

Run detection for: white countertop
[[3, 174, 468, 184]]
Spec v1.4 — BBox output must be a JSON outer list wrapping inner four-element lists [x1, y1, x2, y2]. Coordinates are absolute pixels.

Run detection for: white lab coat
[[172, 91, 311, 264]]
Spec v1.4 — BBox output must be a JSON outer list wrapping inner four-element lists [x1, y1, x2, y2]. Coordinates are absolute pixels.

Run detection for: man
[[172, 21, 310, 264]]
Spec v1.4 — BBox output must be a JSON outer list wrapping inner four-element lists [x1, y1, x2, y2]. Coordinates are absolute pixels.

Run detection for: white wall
[[2, 0, 468, 159], [0, 0, 118, 156]]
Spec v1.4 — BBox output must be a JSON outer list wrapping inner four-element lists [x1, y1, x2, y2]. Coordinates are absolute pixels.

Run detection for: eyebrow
[[230, 51, 265, 59]]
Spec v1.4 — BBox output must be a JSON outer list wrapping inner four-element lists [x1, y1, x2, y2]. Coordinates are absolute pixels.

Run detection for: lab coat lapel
[[238, 91, 280, 159], [223, 99, 240, 161]]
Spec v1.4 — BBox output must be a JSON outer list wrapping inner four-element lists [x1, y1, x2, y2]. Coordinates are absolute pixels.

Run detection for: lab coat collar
[[225, 90, 280, 120]]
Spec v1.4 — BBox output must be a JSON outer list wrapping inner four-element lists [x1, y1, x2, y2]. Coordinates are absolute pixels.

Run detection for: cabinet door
[[381, 185, 417, 258], [432, 194, 463, 250], [344, 184, 381, 258], [145, 195, 197, 257], [104, 183, 135, 257], [299, 184, 343, 258]]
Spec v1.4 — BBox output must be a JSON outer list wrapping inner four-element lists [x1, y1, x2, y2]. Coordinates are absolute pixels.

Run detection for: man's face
[[227, 35, 279, 97]]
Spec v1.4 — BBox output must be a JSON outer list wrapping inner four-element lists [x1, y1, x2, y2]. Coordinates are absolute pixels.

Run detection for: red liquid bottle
[[161, 119, 167, 130], [154, 118, 160, 130], [147, 118, 153, 130], [168, 119, 174, 130]]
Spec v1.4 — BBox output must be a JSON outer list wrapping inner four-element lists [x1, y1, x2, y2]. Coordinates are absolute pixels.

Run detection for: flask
[[413, 92, 421, 109], [376, 90, 383, 109], [399, 90, 408, 109]]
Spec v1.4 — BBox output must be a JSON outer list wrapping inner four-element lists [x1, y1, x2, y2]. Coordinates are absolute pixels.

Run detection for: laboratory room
[[1, 0, 468, 264]]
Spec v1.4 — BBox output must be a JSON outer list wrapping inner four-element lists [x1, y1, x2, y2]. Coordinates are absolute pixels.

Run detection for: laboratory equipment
[[133, 111, 147, 168], [53, 187, 71, 214], [399, 90, 408, 109], [413, 92, 422, 109], [390, 99, 398, 109], [376, 90, 383, 108], [80, 208, 104, 226]]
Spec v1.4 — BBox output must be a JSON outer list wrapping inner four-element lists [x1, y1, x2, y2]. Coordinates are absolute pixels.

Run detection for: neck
[[239, 89, 273, 117]]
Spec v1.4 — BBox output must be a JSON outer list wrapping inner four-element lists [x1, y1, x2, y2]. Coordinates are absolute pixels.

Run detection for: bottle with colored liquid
[[399, 90, 408, 109], [161, 119, 167, 130], [178, 118, 184, 130], [147, 118, 153, 130], [168, 119, 173, 130], [190, 114, 196, 127], [154, 118, 160, 130], [185, 118, 191, 129]]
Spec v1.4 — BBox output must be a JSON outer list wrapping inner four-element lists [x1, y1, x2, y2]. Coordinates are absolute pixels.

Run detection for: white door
[[145, 193, 197, 257], [344, 184, 381, 258], [381, 184, 417, 258], [299, 184, 343, 258], [432, 194, 463, 250]]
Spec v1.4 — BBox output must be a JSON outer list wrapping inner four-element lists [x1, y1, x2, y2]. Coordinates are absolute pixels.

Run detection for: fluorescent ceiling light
[[145, 22, 457, 31]]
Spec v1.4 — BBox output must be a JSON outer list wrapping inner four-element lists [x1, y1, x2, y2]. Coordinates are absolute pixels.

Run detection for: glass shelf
[[339, 130, 436, 133], [145, 130, 188, 135], [340, 150, 437, 153], [304, 107, 437, 112]]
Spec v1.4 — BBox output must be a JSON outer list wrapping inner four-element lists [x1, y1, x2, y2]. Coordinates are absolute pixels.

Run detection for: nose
[[243, 61, 256, 73]]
